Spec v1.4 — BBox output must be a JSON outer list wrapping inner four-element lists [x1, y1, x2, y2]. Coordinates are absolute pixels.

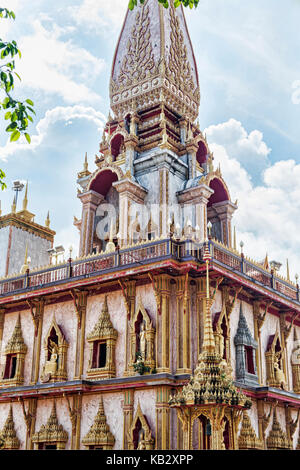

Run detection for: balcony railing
[[0, 238, 299, 304]]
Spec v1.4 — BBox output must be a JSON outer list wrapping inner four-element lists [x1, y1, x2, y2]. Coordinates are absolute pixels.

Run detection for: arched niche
[[127, 403, 155, 450], [129, 300, 155, 374], [196, 140, 208, 168], [206, 176, 234, 246], [110, 133, 125, 161], [88, 168, 122, 253], [213, 305, 229, 361], [40, 317, 68, 383]]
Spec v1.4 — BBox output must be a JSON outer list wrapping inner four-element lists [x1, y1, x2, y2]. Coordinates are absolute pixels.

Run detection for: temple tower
[[76, 0, 237, 256], [0, 184, 55, 276]]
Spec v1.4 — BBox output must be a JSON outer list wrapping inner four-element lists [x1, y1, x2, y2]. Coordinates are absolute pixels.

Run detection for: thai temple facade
[[0, 0, 300, 450]]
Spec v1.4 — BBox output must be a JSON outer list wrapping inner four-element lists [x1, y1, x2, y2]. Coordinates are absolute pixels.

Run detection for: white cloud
[[0, 105, 106, 160], [205, 119, 271, 181], [17, 19, 105, 103], [207, 120, 300, 278], [69, 0, 127, 33]]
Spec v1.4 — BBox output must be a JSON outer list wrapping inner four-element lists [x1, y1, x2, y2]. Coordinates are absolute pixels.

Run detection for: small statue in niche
[[139, 323, 146, 360], [274, 353, 287, 390], [137, 431, 146, 450], [44, 340, 58, 376]]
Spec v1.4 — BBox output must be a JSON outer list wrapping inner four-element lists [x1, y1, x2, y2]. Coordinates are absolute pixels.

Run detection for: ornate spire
[[287, 259, 290, 281], [5, 314, 27, 355], [45, 210, 50, 228], [11, 194, 16, 214], [110, 0, 200, 120], [87, 296, 118, 342], [20, 244, 29, 274], [22, 181, 28, 211], [32, 401, 68, 447], [82, 396, 115, 449], [0, 405, 20, 449], [77, 152, 91, 179], [238, 411, 262, 449]]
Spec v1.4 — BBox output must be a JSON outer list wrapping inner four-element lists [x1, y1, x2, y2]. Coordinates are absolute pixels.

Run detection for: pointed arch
[[127, 402, 154, 450]]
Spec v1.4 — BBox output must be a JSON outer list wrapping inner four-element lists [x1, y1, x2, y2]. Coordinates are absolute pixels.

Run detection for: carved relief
[[86, 296, 118, 380], [265, 331, 287, 389], [116, 0, 156, 90], [266, 409, 290, 450], [0, 405, 20, 449], [32, 401, 68, 450], [82, 396, 115, 450], [40, 317, 69, 383], [238, 411, 262, 449], [1, 315, 27, 387]]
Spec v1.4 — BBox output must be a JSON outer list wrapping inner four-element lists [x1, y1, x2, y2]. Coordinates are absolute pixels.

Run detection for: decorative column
[[159, 168, 169, 238], [156, 274, 171, 373], [123, 389, 134, 450], [0, 308, 5, 353], [156, 386, 171, 450], [213, 201, 237, 248], [78, 190, 104, 256], [65, 393, 82, 450], [113, 178, 147, 247], [186, 140, 198, 180], [196, 278, 206, 358], [124, 132, 138, 176], [21, 397, 37, 450], [28, 298, 44, 385], [177, 184, 213, 243], [176, 274, 191, 374], [71, 289, 89, 380]]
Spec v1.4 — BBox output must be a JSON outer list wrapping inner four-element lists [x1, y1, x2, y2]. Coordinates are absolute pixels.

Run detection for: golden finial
[[11, 195, 16, 214], [45, 211, 50, 228], [263, 253, 269, 270], [287, 259, 290, 281], [22, 181, 28, 211], [84, 152, 88, 172], [20, 243, 29, 274], [105, 219, 116, 253], [233, 226, 237, 251]]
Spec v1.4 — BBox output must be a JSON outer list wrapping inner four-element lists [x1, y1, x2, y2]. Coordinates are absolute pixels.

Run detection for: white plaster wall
[[80, 392, 124, 450], [83, 291, 127, 378], [8, 226, 51, 276], [0, 225, 9, 277], [40, 301, 77, 381]]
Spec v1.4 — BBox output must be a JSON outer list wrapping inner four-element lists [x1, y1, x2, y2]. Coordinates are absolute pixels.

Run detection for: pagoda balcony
[[0, 238, 299, 312]]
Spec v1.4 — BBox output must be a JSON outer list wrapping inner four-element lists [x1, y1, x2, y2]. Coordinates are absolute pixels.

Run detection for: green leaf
[[24, 133, 31, 144], [10, 130, 20, 142], [25, 99, 34, 106]]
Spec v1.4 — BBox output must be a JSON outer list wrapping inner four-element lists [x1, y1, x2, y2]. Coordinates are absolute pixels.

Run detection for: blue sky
[[0, 0, 300, 277]]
